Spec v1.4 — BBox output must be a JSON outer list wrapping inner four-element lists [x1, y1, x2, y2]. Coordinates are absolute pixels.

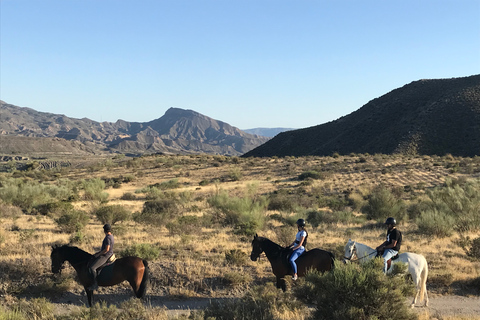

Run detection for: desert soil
[[46, 291, 480, 318]]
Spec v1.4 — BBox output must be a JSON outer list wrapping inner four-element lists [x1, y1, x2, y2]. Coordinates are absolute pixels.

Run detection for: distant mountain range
[[242, 128, 295, 137], [244, 74, 480, 158], [0, 102, 269, 156]]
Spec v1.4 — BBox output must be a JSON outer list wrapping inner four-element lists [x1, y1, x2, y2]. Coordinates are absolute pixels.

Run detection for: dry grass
[[1, 153, 480, 319]]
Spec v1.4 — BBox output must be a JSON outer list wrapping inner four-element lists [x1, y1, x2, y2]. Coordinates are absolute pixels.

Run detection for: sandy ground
[[46, 291, 480, 318]]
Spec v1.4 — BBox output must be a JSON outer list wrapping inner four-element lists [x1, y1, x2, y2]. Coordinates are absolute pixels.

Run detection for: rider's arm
[[291, 236, 305, 251], [383, 240, 397, 250], [95, 244, 110, 257], [376, 241, 388, 251]]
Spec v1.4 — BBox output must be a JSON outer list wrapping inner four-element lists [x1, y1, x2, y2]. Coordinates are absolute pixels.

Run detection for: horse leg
[[410, 270, 421, 308], [85, 287, 93, 307], [276, 277, 286, 292]]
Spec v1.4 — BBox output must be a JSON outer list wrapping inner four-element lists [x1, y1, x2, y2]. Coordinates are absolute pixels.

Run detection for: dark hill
[[244, 75, 480, 157], [0, 102, 269, 156]]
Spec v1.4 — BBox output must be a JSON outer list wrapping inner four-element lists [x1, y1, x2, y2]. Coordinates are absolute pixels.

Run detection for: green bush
[[150, 179, 180, 190], [94, 204, 131, 225], [120, 243, 160, 261], [165, 215, 201, 235], [134, 198, 181, 226], [13, 297, 55, 320], [120, 192, 137, 200], [55, 210, 89, 233], [82, 178, 108, 202], [294, 259, 417, 320], [35, 201, 74, 217], [417, 178, 480, 234], [207, 189, 267, 235], [416, 207, 455, 237], [361, 185, 405, 222], [0, 178, 74, 214], [198, 284, 306, 320], [225, 249, 248, 266], [298, 170, 324, 180]]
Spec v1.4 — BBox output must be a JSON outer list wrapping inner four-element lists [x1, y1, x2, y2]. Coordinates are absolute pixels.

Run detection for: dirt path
[[421, 295, 480, 318], [48, 292, 480, 318]]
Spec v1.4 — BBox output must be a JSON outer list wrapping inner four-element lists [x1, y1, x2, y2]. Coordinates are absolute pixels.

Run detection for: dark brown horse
[[51, 244, 149, 307], [250, 234, 335, 291]]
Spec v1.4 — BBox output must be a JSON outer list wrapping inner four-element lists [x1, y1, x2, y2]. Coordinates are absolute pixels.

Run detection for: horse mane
[[56, 244, 93, 264], [257, 237, 285, 257]]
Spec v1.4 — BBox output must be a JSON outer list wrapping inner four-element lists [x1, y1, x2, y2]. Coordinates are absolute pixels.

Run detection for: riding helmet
[[103, 223, 112, 232], [296, 219, 306, 227], [385, 217, 396, 226]]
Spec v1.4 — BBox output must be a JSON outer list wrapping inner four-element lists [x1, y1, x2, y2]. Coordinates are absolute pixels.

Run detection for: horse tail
[[138, 259, 149, 298], [418, 257, 428, 302]]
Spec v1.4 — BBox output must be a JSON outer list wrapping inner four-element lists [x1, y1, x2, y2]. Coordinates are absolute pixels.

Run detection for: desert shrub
[[134, 198, 181, 226], [0, 306, 24, 320], [307, 209, 361, 227], [417, 178, 480, 234], [165, 215, 202, 235], [226, 167, 242, 181], [13, 297, 55, 320], [223, 272, 252, 288], [298, 170, 324, 180], [120, 243, 160, 261], [150, 179, 180, 190], [457, 235, 480, 260], [35, 201, 74, 217], [0, 178, 74, 214], [416, 207, 455, 237], [0, 201, 22, 219], [225, 249, 248, 266], [294, 259, 417, 320], [94, 204, 131, 225], [199, 284, 307, 320], [55, 210, 89, 233], [361, 185, 405, 222], [81, 178, 108, 202], [120, 192, 137, 200], [207, 189, 267, 235], [268, 189, 316, 212]]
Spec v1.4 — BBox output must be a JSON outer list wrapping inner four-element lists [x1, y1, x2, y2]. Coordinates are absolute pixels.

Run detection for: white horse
[[343, 239, 429, 308]]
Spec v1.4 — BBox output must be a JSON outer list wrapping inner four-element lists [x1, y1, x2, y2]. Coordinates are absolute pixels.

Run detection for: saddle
[[88, 254, 116, 276], [284, 249, 306, 273], [375, 250, 399, 271]]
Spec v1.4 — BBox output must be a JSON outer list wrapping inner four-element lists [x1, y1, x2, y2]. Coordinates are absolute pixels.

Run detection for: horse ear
[[254, 233, 258, 239]]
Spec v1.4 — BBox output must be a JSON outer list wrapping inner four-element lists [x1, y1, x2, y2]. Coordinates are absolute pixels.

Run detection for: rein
[[344, 245, 377, 262]]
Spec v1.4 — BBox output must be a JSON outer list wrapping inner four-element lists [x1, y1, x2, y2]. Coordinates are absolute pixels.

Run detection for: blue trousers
[[382, 249, 398, 273], [289, 247, 305, 274]]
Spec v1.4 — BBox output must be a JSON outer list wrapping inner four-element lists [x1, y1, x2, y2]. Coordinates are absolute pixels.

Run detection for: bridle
[[344, 243, 377, 262]]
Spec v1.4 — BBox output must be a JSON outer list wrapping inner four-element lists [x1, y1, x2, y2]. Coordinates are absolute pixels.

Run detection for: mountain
[[243, 127, 295, 138], [0, 102, 269, 156], [244, 75, 480, 158]]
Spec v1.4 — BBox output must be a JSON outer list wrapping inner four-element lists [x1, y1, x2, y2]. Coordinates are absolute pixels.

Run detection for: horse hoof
[[410, 304, 415, 308]]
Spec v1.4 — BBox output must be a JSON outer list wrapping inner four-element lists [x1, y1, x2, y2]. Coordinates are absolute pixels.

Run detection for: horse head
[[250, 234, 264, 261], [343, 239, 356, 263], [51, 244, 67, 274]]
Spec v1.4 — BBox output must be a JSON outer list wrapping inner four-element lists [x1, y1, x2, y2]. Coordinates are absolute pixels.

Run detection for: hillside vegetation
[[245, 74, 480, 157], [1, 153, 480, 319]]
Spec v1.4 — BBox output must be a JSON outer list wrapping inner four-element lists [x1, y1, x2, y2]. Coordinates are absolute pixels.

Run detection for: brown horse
[[250, 234, 335, 291], [51, 244, 149, 307]]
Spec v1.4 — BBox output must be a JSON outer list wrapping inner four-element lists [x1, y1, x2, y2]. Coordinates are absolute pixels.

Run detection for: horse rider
[[376, 217, 402, 273], [88, 223, 114, 290], [288, 218, 308, 281]]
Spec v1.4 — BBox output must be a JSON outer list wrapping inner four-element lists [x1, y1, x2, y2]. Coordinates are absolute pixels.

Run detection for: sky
[[1, 1, 479, 129]]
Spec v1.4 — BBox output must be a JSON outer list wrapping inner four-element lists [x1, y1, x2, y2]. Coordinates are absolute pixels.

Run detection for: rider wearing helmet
[[376, 217, 402, 273], [288, 218, 308, 281], [88, 224, 114, 290]]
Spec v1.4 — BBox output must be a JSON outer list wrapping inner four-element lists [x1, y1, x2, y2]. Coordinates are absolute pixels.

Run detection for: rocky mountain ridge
[[0, 102, 269, 156]]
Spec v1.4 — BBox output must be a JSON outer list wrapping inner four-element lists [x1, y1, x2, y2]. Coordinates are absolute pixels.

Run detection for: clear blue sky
[[1, 1, 479, 129]]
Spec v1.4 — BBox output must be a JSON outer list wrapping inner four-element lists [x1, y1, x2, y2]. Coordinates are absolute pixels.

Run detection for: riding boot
[[87, 275, 98, 290]]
